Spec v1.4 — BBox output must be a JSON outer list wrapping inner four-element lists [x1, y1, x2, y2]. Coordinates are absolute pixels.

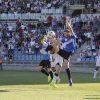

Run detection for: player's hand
[[66, 17, 69, 23]]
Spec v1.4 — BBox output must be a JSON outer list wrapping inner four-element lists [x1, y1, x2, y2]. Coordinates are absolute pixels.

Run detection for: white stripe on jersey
[[62, 39, 74, 48]]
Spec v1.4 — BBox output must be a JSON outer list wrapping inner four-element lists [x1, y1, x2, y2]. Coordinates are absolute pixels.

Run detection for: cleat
[[48, 74, 51, 82], [50, 82, 58, 88], [68, 78, 73, 87], [56, 77, 61, 84]]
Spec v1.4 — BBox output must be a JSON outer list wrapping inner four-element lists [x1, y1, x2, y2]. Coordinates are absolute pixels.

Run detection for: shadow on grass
[[0, 90, 9, 92], [84, 95, 100, 99], [84, 98, 100, 99], [85, 95, 100, 96]]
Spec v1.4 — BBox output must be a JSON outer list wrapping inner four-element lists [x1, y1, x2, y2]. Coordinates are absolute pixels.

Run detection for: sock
[[53, 70, 56, 72], [93, 69, 98, 79], [55, 73, 58, 76], [52, 74, 57, 83], [49, 71, 53, 79], [66, 68, 71, 80], [41, 69, 49, 76]]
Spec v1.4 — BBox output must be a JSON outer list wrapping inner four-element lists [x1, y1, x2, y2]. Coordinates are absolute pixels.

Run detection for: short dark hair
[[64, 28, 70, 32]]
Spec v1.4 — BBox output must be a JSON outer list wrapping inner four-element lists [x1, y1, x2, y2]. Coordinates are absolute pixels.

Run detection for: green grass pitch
[[0, 71, 100, 100]]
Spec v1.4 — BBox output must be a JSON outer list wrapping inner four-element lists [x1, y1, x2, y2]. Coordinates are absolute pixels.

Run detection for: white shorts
[[51, 61, 56, 67], [96, 59, 100, 67], [51, 53, 63, 67]]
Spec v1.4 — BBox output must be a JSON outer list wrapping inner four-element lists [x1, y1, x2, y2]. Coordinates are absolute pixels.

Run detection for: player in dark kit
[[51, 18, 76, 86], [38, 45, 53, 82]]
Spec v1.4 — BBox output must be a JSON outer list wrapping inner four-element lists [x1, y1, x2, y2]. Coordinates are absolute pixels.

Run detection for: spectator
[[47, 15, 53, 27], [80, 50, 85, 59], [8, 24, 13, 38], [86, 30, 92, 44], [85, 49, 93, 58], [91, 43, 96, 52], [8, 42, 14, 54], [35, 42, 39, 55]]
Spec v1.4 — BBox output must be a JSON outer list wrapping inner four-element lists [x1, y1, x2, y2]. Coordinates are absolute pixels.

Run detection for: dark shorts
[[57, 49, 72, 60], [39, 60, 51, 68]]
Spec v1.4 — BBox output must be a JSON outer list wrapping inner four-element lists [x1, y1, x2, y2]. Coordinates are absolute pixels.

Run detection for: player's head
[[64, 29, 70, 38]]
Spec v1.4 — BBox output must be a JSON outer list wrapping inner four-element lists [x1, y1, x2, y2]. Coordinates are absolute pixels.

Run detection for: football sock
[[55, 73, 58, 76], [52, 74, 57, 83], [49, 71, 53, 79], [93, 69, 98, 79], [66, 68, 71, 80], [41, 69, 49, 76]]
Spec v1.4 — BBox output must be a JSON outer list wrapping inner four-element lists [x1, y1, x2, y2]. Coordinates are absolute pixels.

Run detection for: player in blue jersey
[[38, 45, 53, 82], [51, 18, 76, 86]]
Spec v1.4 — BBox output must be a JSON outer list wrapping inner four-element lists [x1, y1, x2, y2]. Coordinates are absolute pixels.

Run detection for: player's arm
[[51, 40, 62, 47], [51, 38, 65, 46], [41, 35, 48, 47], [66, 18, 74, 35]]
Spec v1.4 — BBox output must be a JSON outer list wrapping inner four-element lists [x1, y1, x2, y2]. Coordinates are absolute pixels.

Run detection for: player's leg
[[38, 60, 50, 81], [51, 44, 73, 86], [51, 43, 60, 53], [38, 66, 49, 76], [46, 61, 53, 81], [93, 59, 100, 81], [52, 63, 61, 83], [93, 66, 99, 81], [61, 50, 73, 87], [51, 59, 61, 83], [64, 58, 73, 86], [50, 64, 61, 88]]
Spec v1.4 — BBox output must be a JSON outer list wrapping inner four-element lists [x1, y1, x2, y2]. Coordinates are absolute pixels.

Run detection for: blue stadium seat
[[25, 55, 29, 61], [33, 55, 36, 60], [28, 55, 33, 61], [21, 55, 25, 61], [94, 58, 97, 62], [17, 55, 21, 61], [85, 58, 90, 62], [17, 51, 22, 54], [13, 56, 18, 61], [37, 55, 41, 60], [81, 58, 85, 62], [89, 58, 94, 62]]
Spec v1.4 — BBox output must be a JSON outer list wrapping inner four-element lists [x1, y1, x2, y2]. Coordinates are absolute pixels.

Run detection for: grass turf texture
[[0, 71, 100, 100]]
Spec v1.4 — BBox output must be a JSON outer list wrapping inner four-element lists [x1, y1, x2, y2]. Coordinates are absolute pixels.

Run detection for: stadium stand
[[0, 0, 100, 68]]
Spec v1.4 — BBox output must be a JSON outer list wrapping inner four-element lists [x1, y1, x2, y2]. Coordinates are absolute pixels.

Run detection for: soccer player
[[51, 18, 76, 86], [50, 51, 63, 88], [93, 49, 100, 81], [38, 45, 53, 82], [41, 32, 62, 87]]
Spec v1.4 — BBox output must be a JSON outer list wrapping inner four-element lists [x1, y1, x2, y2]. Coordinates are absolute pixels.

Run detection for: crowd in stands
[[0, 0, 65, 14], [0, 13, 100, 62], [74, 14, 100, 60], [0, 15, 67, 61], [70, 0, 99, 5]]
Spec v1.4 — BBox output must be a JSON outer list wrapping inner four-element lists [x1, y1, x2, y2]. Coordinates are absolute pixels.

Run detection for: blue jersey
[[41, 45, 50, 60], [42, 54, 50, 60], [61, 35, 76, 53]]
